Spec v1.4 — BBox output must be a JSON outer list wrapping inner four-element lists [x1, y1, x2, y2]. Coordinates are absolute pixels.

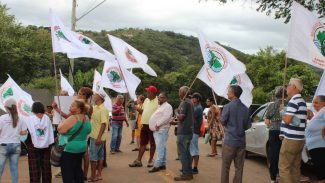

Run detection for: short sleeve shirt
[[0, 114, 27, 144], [177, 98, 194, 135], [90, 103, 109, 141], [141, 97, 158, 125]]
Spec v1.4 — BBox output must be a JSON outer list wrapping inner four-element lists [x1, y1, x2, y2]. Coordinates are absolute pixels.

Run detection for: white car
[[245, 102, 312, 163]]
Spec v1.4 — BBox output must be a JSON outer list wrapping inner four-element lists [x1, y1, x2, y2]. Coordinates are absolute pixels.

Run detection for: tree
[[211, 0, 324, 23]]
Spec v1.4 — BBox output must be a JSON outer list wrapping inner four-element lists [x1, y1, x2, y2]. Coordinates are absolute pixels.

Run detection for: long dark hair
[[6, 105, 19, 128]]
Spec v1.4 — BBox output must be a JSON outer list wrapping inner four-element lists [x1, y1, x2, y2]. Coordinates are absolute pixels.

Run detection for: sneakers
[[110, 150, 116, 154], [148, 167, 160, 173], [115, 149, 122, 153], [174, 174, 193, 181], [159, 165, 166, 170], [192, 168, 199, 174], [129, 160, 143, 167], [147, 161, 154, 167]]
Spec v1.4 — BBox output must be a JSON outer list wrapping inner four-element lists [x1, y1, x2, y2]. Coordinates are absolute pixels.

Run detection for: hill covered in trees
[[0, 4, 321, 106]]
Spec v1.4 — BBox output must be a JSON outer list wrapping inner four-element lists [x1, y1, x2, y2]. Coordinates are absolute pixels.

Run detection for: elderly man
[[129, 85, 159, 168], [221, 85, 251, 183], [89, 92, 109, 182], [174, 86, 195, 181], [148, 92, 173, 173], [279, 78, 307, 183], [110, 95, 129, 154]]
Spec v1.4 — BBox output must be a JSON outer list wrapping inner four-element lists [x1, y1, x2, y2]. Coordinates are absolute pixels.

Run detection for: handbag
[[50, 117, 85, 167]]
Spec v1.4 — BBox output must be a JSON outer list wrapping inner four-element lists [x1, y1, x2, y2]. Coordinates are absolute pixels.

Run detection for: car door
[[245, 103, 269, 155]]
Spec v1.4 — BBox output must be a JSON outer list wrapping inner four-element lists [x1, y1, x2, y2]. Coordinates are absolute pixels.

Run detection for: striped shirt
[[112, 103, 126, 125], [280, 94, 307, 140]]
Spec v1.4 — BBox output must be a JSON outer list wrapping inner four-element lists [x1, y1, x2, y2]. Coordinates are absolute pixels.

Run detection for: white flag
[[101, 60, 140, 99], [197, 31, 246, 96], [60, 69, 75, 96], [197, 65, 253, 107], [108, 34, 157, 76], [314, 69, 325, 97], [287, 1, 325, 69], [68, 32, 115, 61], [92, 69, 102, 93], [226, 73, 254, 108], [50, 9, 85, 54], [92, 69, 113, 111], [0, 76, 34, 117]]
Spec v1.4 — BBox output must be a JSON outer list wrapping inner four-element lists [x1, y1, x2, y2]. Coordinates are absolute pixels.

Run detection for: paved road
[[1, 124, 317, 183]]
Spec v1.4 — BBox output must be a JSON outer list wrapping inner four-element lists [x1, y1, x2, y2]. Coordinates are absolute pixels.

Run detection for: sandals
[[132, 148, 139, 151], [87, 177, 100, 182], [207, 153, 217, 157]]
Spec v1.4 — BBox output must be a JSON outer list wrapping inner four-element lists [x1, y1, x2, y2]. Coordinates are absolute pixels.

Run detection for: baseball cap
[[145, 85, 158, 93], [4, 98, 16, 108], [95, 90, 106, 100], [191, 92, 202, 100]]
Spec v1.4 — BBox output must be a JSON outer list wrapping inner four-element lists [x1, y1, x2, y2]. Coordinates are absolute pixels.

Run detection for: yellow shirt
[[141, 97, 158, 125], [90, 103, 109, 141]]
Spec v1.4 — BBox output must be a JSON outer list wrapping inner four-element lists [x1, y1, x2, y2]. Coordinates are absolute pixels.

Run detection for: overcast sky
[[1, 0, 290, 54]]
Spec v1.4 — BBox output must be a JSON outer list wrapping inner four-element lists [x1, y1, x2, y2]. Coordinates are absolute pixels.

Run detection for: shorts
[[190, 133, 199, 156], [89, 138, 105, 161], [130, 120, 137, 130], [140, 124, 155, 147]]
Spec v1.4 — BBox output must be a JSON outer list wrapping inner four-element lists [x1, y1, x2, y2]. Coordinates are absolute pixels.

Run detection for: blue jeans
[[110, 123, 123, 151], [0, 143, 21, 183], [153, 129, 169, 167], [177, 134, 192, 176]]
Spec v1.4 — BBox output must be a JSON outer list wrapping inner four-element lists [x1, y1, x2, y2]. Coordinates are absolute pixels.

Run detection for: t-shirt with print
[[177, 98, 194, 135]]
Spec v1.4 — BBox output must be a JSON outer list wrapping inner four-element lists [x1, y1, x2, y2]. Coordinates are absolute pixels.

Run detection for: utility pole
[[69, 0, 77, 86], [68, 0, 106, 86]]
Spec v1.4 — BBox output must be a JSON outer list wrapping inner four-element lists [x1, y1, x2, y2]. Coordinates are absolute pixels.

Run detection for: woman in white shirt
[[25, 102, 54, 183], [0, 99, 27, 183]]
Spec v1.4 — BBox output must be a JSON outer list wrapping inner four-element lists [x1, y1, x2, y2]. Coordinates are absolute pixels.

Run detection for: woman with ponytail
[[0, 98, 28, 183]]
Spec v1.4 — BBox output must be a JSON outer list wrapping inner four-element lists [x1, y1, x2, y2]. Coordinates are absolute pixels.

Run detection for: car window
[[252, 105, 267, 123]]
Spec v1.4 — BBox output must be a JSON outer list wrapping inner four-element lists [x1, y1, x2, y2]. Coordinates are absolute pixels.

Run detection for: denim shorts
[[89, 138, 104, 161], [130, 120, 137, 130], [190, 133, 199, 156]]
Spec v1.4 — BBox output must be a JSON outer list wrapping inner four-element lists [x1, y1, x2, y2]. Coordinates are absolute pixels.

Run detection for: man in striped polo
[[110, 95, 129, 154], [279, 78, 307, 183]]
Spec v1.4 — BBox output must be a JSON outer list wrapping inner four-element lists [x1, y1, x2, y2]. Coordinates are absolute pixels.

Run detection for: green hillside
[[0, 4, 321, 106]]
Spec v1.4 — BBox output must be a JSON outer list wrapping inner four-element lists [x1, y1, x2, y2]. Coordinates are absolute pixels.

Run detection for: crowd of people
[[0, 79, 324, 183]]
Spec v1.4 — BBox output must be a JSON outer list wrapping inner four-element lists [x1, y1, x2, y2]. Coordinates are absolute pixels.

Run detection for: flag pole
[[183, 77, 198, 100], [211, 87, 218, 105], [183, 67, 204, 100], [51, 52, 63, 122], [282, 56, 288, 105]]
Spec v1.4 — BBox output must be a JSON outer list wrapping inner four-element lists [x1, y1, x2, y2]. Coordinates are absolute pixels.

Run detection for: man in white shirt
[[148, 92, 173, 173]]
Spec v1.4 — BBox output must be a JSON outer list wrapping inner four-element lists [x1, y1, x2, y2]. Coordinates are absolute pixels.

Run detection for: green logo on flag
[[2, 87, 13, 99], [316, 31, 325, 56], [107, 67, 122, 83], [205, 46, 228, 73], [230, 75, 241, 85], [54, 25, 70, 42], [18, 100, 31, 117], [79, 36, 92, 45], [23, 103, 31, 113]]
